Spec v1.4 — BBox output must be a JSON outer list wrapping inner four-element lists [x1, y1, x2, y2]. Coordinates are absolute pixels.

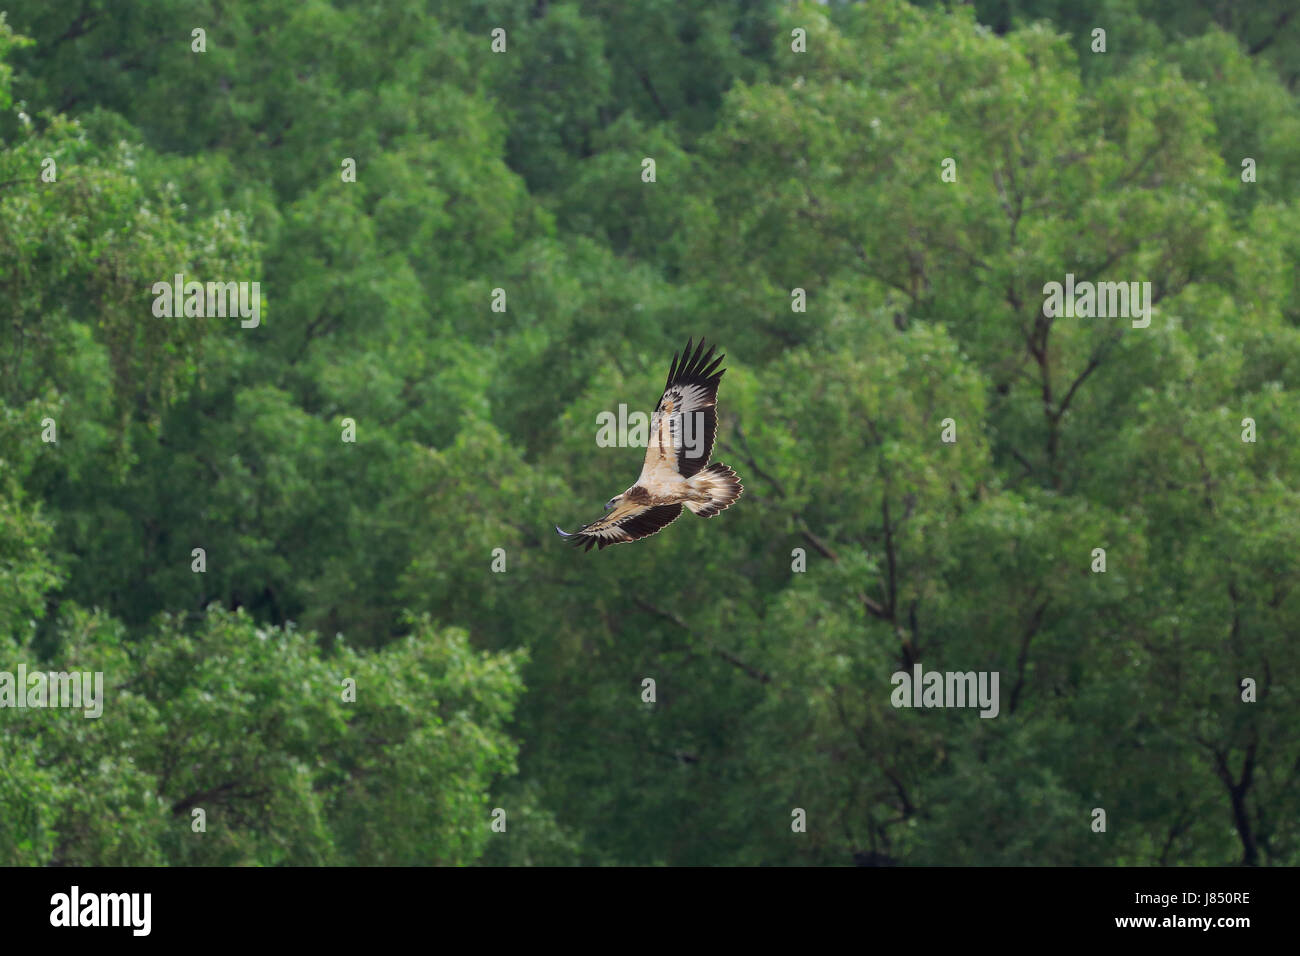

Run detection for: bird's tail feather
[[684, 462, 743, 517]]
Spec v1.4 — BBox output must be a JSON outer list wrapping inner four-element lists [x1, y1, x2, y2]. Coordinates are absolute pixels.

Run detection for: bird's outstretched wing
[[556, 501, 683, 552], [642, 338, 726, 482]]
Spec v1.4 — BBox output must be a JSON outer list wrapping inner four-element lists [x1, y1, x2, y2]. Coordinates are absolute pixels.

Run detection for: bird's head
[[604, 495, 622, 512]]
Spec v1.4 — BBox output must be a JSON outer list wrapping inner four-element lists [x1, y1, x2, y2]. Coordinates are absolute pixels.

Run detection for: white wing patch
[[641, 340, 726, 482]]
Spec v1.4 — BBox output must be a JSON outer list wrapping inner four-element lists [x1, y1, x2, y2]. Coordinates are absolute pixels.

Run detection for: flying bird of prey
[[556, 338, 744, 551]]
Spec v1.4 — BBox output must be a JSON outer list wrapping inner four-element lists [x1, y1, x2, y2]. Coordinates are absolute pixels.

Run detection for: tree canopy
[[0, 0, 1296, 866]]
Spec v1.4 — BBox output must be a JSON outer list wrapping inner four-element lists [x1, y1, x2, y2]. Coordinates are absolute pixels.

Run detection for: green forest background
[[1, 0, 1297, 866]]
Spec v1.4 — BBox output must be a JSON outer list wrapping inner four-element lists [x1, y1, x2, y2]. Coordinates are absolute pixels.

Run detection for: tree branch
[[633, 598, 771, 684]]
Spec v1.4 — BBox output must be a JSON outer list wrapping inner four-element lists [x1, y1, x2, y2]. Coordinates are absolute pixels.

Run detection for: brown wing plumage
[[643, 338, 726, 481], [555, 501, 683, 552]]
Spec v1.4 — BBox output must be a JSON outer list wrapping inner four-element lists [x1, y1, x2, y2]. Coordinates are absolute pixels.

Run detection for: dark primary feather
[[560, 503, 684, 551], [664, 337, 726, 392], [656, 337, 726, 478]]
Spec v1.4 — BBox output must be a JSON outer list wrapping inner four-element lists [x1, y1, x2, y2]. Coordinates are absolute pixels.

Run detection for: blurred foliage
[[0, 1, 1296, 865]]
